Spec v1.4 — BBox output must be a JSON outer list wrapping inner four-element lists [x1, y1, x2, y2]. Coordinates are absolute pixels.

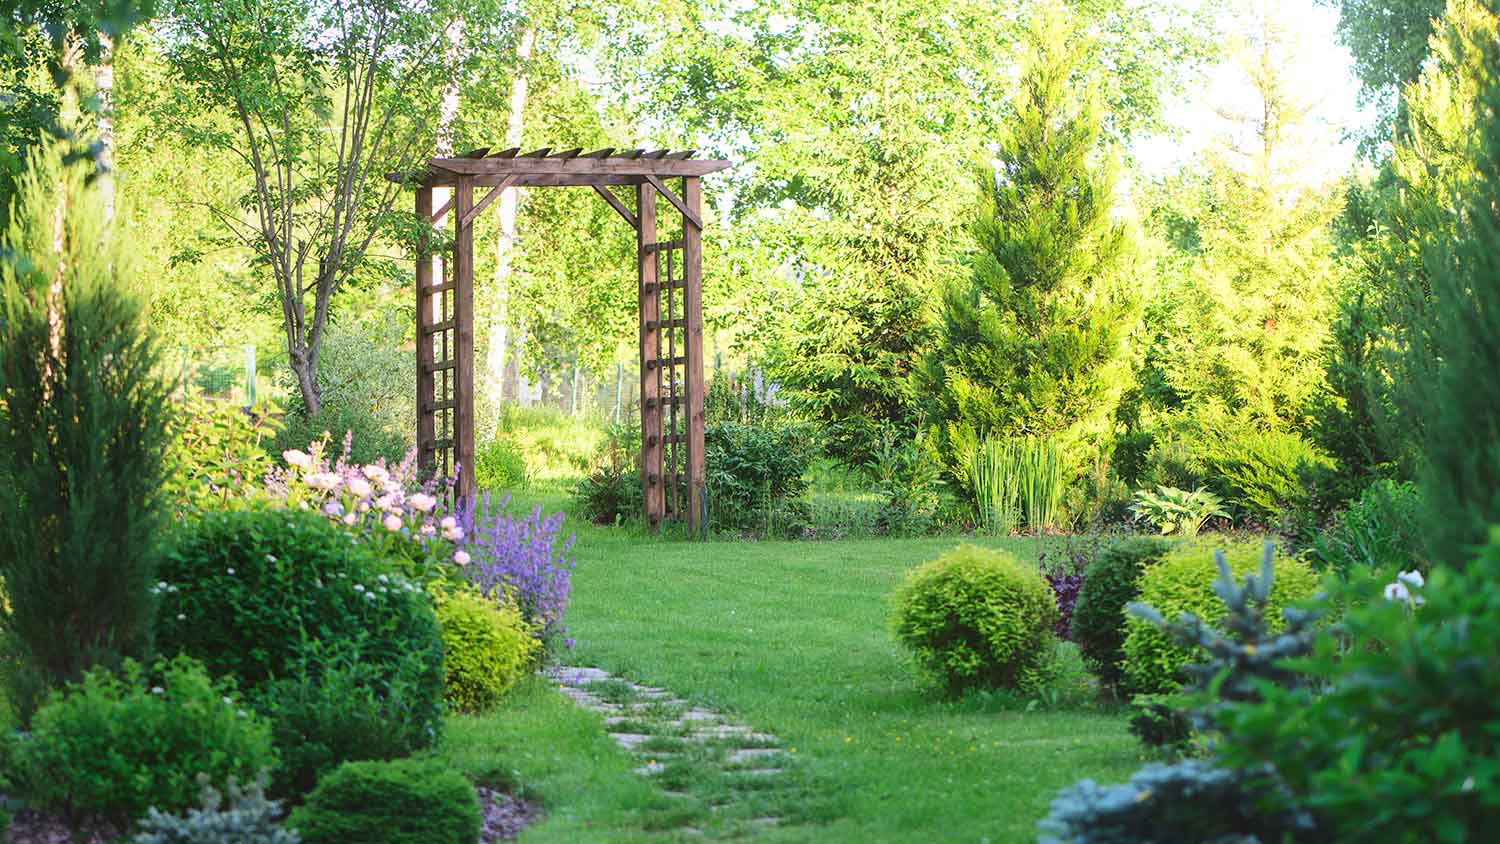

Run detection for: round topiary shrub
[[890, 544, 1059, 693], [1070, 537, 1174, 691], [1121, 543, 1321, 695], [288, 758, 481, 844], [10, 656, 276, 830], [155, 508, 445, 795], [432, 586, 539, 714]]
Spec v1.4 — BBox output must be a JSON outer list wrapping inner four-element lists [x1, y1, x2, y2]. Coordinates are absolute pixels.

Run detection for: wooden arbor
[[391, 147, 730, 533]]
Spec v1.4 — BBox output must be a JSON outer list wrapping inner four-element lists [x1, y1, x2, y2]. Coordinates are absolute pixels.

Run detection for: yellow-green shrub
[[890, 544, 1059, 693], [432, 587, 538, 713], [1121, 543, 1320, 694]]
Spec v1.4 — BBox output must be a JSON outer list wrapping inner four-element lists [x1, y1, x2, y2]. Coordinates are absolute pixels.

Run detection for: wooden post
[[637, 183, 664, 530], [682, 177, 706, 536], [454, 177, 477, 502], [415, 187, 437, 476]]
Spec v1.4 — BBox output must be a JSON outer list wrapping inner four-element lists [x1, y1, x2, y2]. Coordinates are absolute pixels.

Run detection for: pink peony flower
[[345, 477, 372, 498], [453, 550, 471, 566], [362, 465, 389, 481], [443, 526, 464, 541], [440, 516, 457, 530], [342, 512, 357, 525], [283, 449, 313, 468], [410, 493, 437, 512], [383, 514, 402, 531]]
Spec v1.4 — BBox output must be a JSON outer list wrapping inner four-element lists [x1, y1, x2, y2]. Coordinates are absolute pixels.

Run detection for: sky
[[1132, 0, 1375, 181]]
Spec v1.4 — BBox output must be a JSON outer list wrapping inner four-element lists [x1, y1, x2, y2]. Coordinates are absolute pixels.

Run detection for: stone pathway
[[545, 666, 793, 834]]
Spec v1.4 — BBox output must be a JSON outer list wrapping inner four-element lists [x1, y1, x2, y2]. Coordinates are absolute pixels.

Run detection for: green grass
[[441, 485, 1144, 843]]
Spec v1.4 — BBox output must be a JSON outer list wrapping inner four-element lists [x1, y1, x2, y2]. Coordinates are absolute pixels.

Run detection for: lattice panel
[[647, 240, 690, 521]]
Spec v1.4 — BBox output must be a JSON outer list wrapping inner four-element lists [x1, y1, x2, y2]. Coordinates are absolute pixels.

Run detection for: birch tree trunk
[[485, 26, 533, 406], [96, 33, 116, 223]]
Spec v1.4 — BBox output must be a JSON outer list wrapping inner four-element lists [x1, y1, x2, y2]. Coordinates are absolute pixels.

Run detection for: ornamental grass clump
[[890, 544, 1059, 693]]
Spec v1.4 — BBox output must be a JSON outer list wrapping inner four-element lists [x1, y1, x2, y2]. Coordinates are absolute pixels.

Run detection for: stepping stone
[[549, 666, 611, 684], [727, 748, 784, 764], [680, 708, 719, 722], [634, 687, 674, 699], [738, 768, 785, 777], [751, 817, 782, 828], [609, 732, 654, 750], [633, 761, 667, 776], [693, 725, 777, 742]]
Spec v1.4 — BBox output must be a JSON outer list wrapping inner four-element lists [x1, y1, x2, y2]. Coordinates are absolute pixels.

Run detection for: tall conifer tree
[[922, 2, 1138, 472]]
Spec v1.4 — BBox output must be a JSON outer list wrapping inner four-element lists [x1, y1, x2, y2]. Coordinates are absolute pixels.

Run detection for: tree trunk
[[487, 26, 534, 407], [96, 33, 116, 223], [290, 347, 321, 415]]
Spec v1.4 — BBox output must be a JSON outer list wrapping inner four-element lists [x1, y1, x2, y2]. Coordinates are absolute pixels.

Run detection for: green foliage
[[288, 758, 481, 844], [571, 421, 642, 525], [923, 5, 1138, 479], [1325, 0, 1448, 146], [865, 427, 944, 535], [271, 401, 409, 468], [473, 436, 529, 494], [251, 641, 444, 798], [705, 421, 820, 533], [163, 392, 282, 513], [1215, 535, 1500, 842], [1129, 486, 1228, 536], [1198, 424, 1335, 527], [1125, 693, 1192, 752], [11, 656, 276, 830], [1399, 4, 1500, 567], [1070, 537, 1173, 691], [1310, 479, 1427, 576], [0, 137, 173, 716], [156, 508, 439, 690], [432, 586, 539, 714], [132, 773, 299, 844], [1121, 543, 1320, 694], [493, 404, 601, 481], [890, 544, 1060, 694], [155, 508, 444, 795]]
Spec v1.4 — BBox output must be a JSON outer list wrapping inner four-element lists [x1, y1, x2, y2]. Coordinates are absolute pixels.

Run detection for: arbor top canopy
[[389, 147, 732, 188]]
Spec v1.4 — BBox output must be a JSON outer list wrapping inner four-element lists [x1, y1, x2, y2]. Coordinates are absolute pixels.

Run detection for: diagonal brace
[[461, 175, 517, 227], [644, 175, 702, 229], [591, 183, 639, 229]]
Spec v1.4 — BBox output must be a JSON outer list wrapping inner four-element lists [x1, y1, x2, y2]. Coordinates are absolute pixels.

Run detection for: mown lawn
[[440, 486, 1144, 843]]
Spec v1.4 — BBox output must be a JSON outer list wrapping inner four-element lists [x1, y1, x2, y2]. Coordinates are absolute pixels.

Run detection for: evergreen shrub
[[1310, 480, 1426, 577], [890, 544, 1059, 693], [132, 774, 299, 844], [1069, 537, 1173, 691], [1121, 544, 1319, 694], [10, 657, 275, 829], [288, 758, 480, 844], [432, 585, 539, 713]]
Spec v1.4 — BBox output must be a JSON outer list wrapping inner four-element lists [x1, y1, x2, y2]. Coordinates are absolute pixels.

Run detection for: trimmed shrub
[[890, 544, 1059, 693], [132, 774, 299, 844], [156, 509, 445, 795], [251, 641, 444, 798], [432, 586, 539, 713], [1070, 537, 1173, 691], [156, 508, 442, 692], [288, 758, 481, 844], [1121, 544, 1320, 694], [10, 657, 276, 829]]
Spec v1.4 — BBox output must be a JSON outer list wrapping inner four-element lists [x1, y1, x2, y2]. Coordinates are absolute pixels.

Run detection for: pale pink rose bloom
[[362, 465, 389, 481], [383, 514, 403, 531], [305, 472, 341, 491], [440, 516, 457, 530], [410, 493, 437, 512], [342, 512, 357, 525], [283, 449, 312, 468], [345, 477, 372, 498], [443, 526, 464, 541], [453, 550, 471, 566], [420, 523, 437, 536]]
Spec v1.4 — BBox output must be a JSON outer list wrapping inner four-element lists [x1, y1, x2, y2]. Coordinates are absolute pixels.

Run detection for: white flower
[[1397, 569, 1424, 589], [377, 574, 389, 583], [283, 449, 313, 468], [176, 613, 186, 620], [305, 472, 341, 491], [223, 696, 234, 705], [345, 477, 372, 498], [362, 465, 389, 482], [443, 526, 464, 541], [226, 567, 235, 575], [157, 581, 169, 590], [1384, 581, 1411, 602], [150, 686, 165, 695], [383, 514, 403, 532], [266, 554, 277, 563], [410, 493, 437, 512], [420, 523, 437, 536], [453, 550, 471, 566], [354, 584, 365, 592], [440, 516, 457, 530]]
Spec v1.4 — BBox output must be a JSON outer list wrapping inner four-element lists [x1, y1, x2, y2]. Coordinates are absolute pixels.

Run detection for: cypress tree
[[922, 3, 1137, 472]]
